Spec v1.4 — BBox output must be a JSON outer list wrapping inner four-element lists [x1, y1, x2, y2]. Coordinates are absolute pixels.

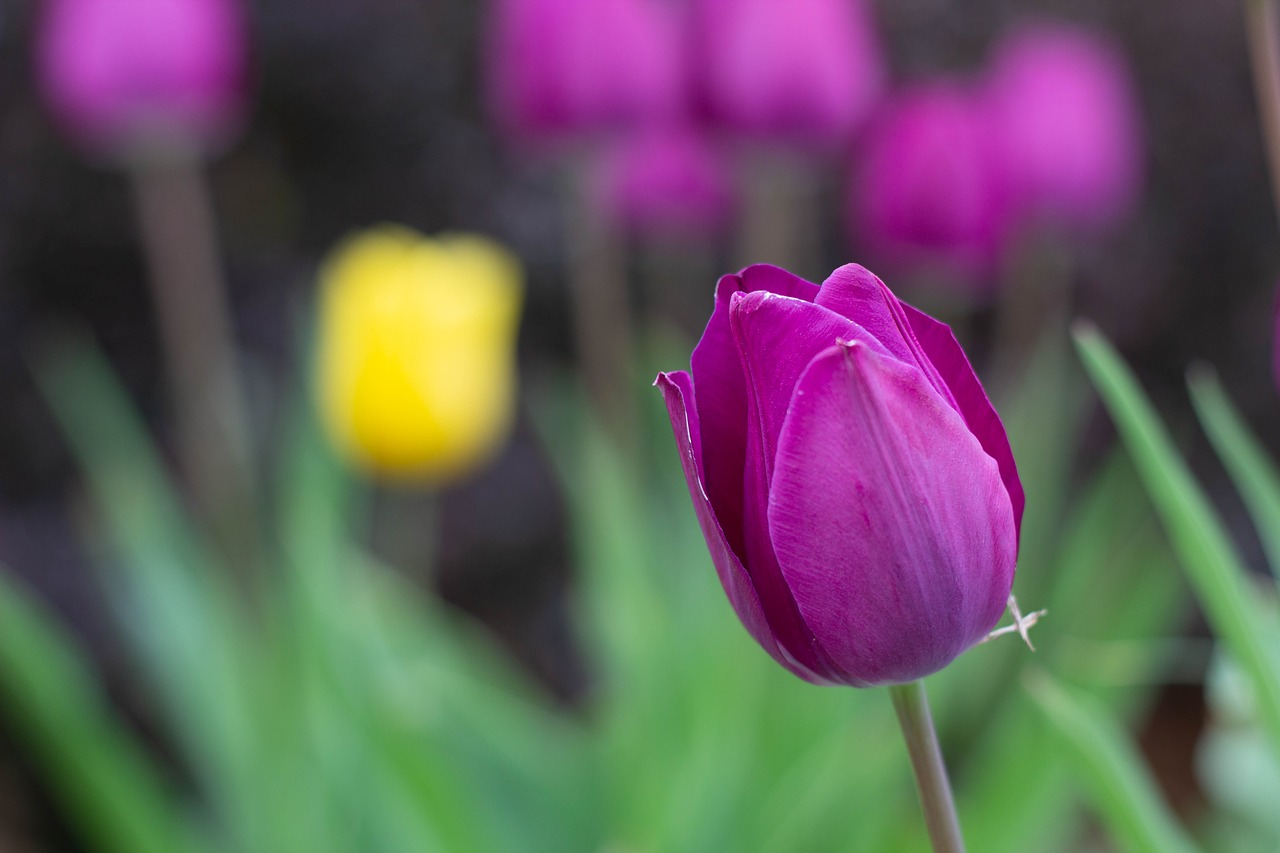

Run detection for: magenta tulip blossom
[[850, 83, 1014, 288], [483, 0, 682, 145], [657, 264, 1022, 686], [692, 0, 885, 146], [36, 0, 249, 158], [985, 21, 1144, 231], [589, 125, 735, 238]]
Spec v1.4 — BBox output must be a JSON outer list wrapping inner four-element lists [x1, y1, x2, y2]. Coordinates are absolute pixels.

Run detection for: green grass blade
[[1187, 364, 1280, 579], [33, 338, 266, 849], [1024, 671, 1200, 853], [0, 570, 207, 853], [1074, 322, 1280, 758]]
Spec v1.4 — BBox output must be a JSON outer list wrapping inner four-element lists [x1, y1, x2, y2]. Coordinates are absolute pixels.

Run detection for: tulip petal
[[768, 341, 1016, 686], [901, 303, 1025, 540], [689, 266, 821, 557], [814, 264, 958, 411], [737, 263, 821, 302], [656, 370, 831, 683], [730, 290, 892, 683]]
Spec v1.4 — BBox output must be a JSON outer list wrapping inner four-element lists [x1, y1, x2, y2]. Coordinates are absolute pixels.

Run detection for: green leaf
[[0, 570, 207, 853], [1025, 671, 1200, 853], [1187, 364, 1280, 579], [33, 338, 267, 850], [1073, 322, 1280, 758]]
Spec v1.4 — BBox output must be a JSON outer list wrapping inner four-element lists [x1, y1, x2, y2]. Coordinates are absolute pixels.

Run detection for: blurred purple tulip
[[850, 83, 1014, 289], [36, 0, 249, 159], [484, 0, 682, 145], [657, 264, 1022, 686], [589, 125, 735, 238], [985, 21, 1144, 231], [692, 0, 885, 147]]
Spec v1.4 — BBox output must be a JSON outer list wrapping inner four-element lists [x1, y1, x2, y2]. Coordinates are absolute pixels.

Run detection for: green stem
[[888, 680, 966, 853]]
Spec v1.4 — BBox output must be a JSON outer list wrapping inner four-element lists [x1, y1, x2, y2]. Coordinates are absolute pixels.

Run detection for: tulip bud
[[692, 0, 885, 147], [849, 83, 1013, 289], [483, 0, 682, 146], [316, 226, 524, 484], [589, 125, 736, 239], [657, 264, 1023, 686], [985, 21, 1144, 231], [35, 0, 249, 161]]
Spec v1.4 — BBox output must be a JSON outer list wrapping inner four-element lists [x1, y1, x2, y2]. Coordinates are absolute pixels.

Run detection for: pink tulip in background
[[589, 126, 735, 238], [658, 264, 1022, 686], [985, 21, 1144, 231], [692, 0, 885, 147], [850, 83, 1013, 289], [483, 0, 682, 146], [36, 0, 249, 158]]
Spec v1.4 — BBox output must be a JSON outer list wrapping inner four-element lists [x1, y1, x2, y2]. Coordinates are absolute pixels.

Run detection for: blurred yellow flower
[[316, 225, 523, 484]]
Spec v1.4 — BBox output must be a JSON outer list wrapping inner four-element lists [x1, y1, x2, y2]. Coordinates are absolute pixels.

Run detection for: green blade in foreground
[[1074, 322, 1280, 759], [1024, 671, 1200, 853], [0, 571, 207, 853], [1187, 364, 1280, 580]]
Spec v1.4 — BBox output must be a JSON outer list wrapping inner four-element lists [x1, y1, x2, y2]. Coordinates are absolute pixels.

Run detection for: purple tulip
[[984, 21, 1144, 231], [36, 0, 249, 158], [657, 264, 1022, 686], [692, 0, 885, 147], [849, 83, 1014, 289], [589, 125, 735, 238], [483, 0, 682, 145]]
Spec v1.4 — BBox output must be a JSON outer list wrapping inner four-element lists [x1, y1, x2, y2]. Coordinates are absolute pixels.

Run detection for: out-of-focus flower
[[316, 226, 524, 484], [36, 0, 249, 159], [657, 263, 1022, 686], [692, 0, 884, 147], [985, 21, 1144, 231], [589, 125, 736, 238], [850, 83, 1013, 289], [483, 0, 681, 145]]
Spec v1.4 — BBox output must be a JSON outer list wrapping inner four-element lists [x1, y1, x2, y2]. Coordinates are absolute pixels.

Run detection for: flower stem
[[1245, 0, 1280, 223], [888, 680, 966, 853], [129, 156, 258, 566], [560, 164, 636, 455]]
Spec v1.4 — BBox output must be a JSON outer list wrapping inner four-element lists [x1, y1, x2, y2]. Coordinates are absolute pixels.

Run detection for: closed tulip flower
[[693, 0, 884, 146], [850, 83, 1014, 289], [985, 21, 1144, 231], [484, 0, 681, 145], [36, 0, 249, 159], [317, 226, 524, 484], [657, 264, 1023, 686]]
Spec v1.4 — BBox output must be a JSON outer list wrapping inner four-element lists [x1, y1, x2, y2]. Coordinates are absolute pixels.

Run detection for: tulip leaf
[[1186, 364, 1280, 579], [0, 569, 208, 853], [1024, 671, 1200, 853], [1073, 322, 1280, 758], [33, 337, 289, 850]]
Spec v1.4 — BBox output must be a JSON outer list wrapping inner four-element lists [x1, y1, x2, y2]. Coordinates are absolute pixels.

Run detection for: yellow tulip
[[316, 225, 523, 483]]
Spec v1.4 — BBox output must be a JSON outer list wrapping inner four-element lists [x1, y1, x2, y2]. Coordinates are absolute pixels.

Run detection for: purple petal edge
[[655, 370, 833, 684], [901, 303, 1025, 541]]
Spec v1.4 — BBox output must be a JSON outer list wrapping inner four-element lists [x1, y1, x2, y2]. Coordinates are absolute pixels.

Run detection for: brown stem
[[1245, 0, 1280, 224], [129, 159, 257, 561], [561, 166, 636, 453]]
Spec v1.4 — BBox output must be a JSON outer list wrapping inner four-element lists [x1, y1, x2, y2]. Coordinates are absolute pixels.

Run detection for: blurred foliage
[[0, 322, 1209, 852]]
